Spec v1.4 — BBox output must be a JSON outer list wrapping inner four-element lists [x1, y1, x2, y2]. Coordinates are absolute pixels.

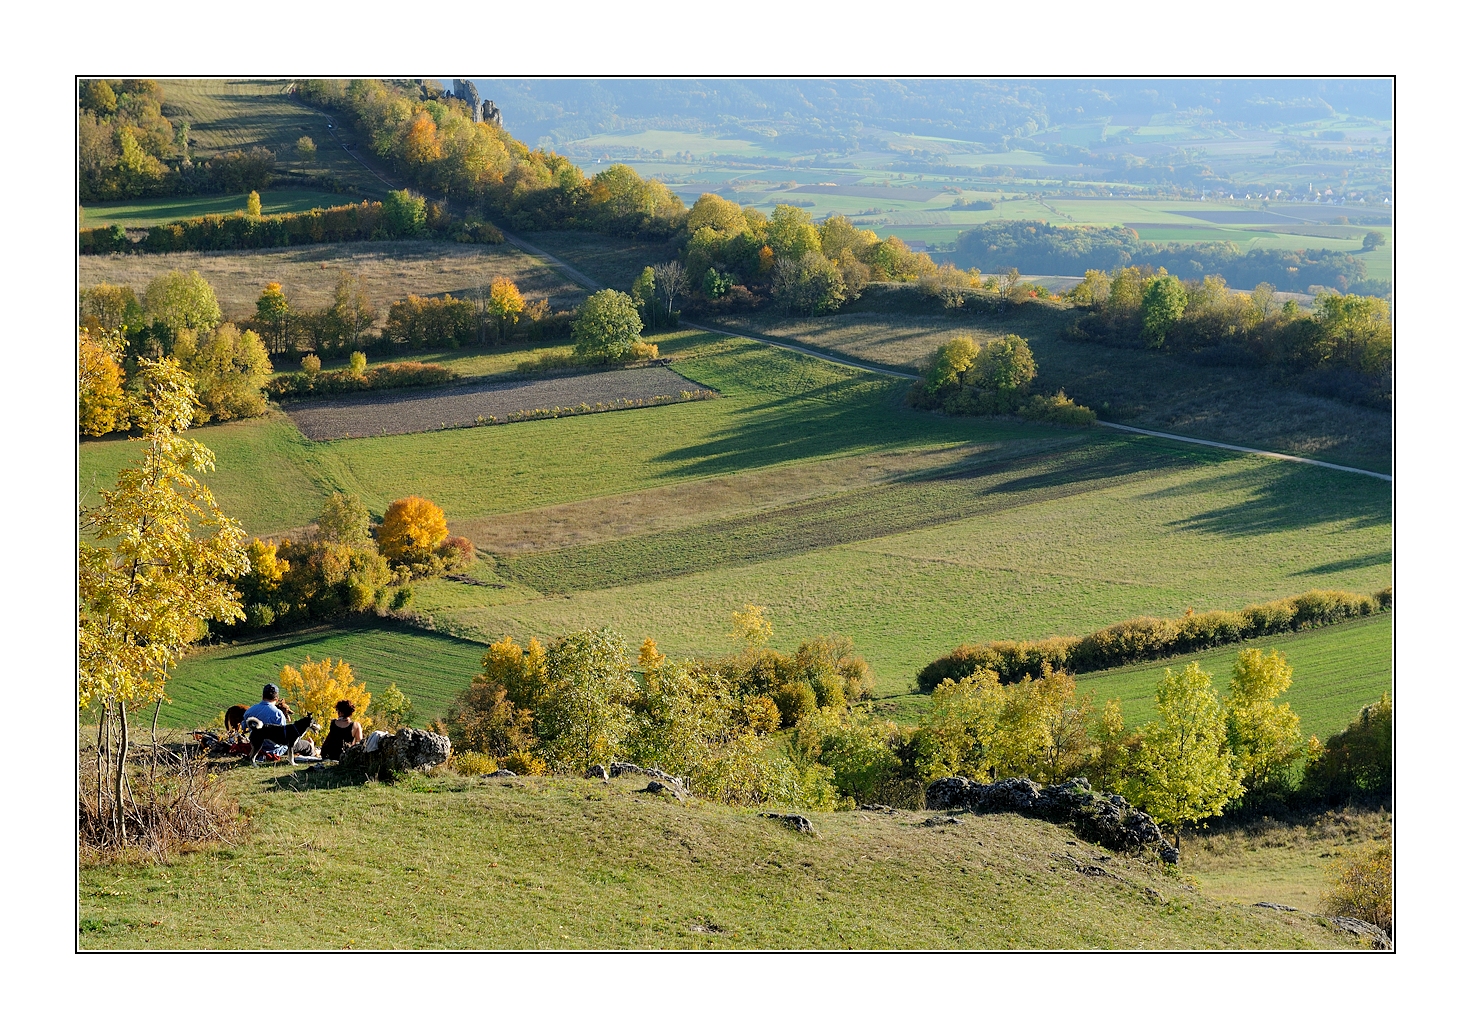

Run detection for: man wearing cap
[[242, 684, 289, 728]]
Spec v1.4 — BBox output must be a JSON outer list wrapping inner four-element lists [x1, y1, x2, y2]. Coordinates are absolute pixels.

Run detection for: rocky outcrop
[[587, 764, 610, 782], [610, 762, 689, 793], [925, 776, 1178, 863], [1330, 916, 1392, 950], [338, 728, 452, 780], [761, 812, 816, 834]]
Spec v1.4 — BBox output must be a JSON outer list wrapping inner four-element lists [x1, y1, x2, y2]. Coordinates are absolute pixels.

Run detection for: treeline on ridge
[[916, 588, 1391, 692]]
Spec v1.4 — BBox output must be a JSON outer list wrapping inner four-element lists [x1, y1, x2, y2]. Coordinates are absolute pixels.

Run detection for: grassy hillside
[[81, 189, 357, 228], [78, 768, 1364, 950], [146, 623, 488, 730], [1077, 612, 1392, 741], [83, 330, 1391, 711]]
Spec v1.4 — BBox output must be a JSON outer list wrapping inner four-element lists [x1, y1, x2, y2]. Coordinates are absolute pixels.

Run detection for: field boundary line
[[1095, 421, 1392, 481], [681, 320, 921, 380]]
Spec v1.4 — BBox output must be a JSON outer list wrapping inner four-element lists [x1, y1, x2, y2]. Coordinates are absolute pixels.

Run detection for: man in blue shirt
[[242, 684, 289, 727]]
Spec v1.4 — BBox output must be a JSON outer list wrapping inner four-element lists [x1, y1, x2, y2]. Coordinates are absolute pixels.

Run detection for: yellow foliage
[[730, 603, 773, 649], [502, 750, 546, 776], [453, 751, 498, 776], [638, 637, 665, 672], [1323, 844, 1392, 934], [280, 657, 372, 742], [630, 341, 659, 361], [742, 695, 782, 735], [377, 495, 448, 564], [78, 329, 131, 437]]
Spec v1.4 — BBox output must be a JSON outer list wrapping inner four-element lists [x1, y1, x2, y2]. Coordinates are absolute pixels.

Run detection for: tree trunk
[[114, 700, 129, 844], [95, 701, 107, 827], [150, 697, 162, 782]]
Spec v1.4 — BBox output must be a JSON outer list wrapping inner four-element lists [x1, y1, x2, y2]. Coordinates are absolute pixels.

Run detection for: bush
[[1321, 844, 1392, 935], [916, 589, 1389, 688], [1300, 692, 1392, 803], [452, 751, 498, 776], [280, 657, 374, 743], [301, 354, 321, 375], [1018, 390, 1097, 425], [266, 361, 458, 399], [502, 750, 547, 776], [367, 681, 413, 730], [772, 679, 818, 728]]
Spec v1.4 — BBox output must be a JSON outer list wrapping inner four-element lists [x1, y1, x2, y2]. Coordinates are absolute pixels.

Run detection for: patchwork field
[[282, 365, 712, 441], [80, 240, 587, 323], [81, 189, 363, 228], [83, 329, 1390, 724]]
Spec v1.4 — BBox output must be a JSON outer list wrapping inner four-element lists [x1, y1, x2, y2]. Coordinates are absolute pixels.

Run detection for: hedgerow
[[916, 588, 1391, 691]]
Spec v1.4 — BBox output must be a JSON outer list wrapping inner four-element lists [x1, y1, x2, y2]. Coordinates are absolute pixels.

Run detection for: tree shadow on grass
[[1293, 551, 1393, 576], [1157, 462, 1392, 539]]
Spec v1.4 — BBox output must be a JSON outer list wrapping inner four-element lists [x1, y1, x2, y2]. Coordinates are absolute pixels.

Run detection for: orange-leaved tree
[[79, 328, 131, 437], [377, 496, 448, 565]]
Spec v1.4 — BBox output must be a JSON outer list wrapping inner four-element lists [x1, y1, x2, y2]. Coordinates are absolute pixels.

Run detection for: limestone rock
[[1330, 916, 1392, 949], [761, 812, 816, 834], [924, 776, 1177, 863], [338, 728, 452, 780], [637, 780, 686, 800], [483, 769, 517, 778], [610, 761, 689, 793], [587, 764, 610, 782]]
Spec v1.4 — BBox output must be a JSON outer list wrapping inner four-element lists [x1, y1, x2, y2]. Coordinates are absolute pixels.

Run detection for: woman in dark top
[[322, 699, 363, 760]]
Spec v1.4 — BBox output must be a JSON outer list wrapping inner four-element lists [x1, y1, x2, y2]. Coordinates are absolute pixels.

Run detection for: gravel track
[[283, 366, 713, 441]]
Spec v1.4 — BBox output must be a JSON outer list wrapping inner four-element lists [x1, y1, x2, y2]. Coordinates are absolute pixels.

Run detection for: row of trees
[[1065, 265, 1393, 406], [231, 492, 472, 632]]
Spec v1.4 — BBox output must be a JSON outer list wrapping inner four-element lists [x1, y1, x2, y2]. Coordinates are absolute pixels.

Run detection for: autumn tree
[[1224, 648, 1303, 799], [80, 283, 144, 333], [170, 323, 272, 423], [730, 603, 774, 650], [295, 135, 317, 163], [767, 204, 822, 262], [772, 252, 845, 315], [245, 190, 262, 219], [280, 657, 373, 741], [376, 495, 448, 565], [78, 328, 131, 437], [925, 335, 981, 393], [572, 289, 643, 363], [1124, 663, 1243, 848], [1140, 274, 1188, 347], [972, 334, 1036, 393], [487, 277, 524, 342], [79, 358, 250, 844], [255, 282, 291, 353]]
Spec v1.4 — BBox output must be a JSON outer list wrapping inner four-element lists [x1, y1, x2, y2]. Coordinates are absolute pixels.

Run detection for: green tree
[[331, 271, 376, 351], [295, 135, 317, 163], [80, 79, 117, 117], [80, 284, 145, 333], [767, 204, 822, 262], [1224, 648, 1303, 798], [315, 492, 373, 545], [772, 252, 845, 315], [630, 267, 657, 326], [143, 271, 222, 338], [254, 282, 291, 353], [1140, 274, 1188, 347], [926, 335, 981, 393], [537, 629, 636, 771], [1124, 663, 1243, 848], [972, 334, 1036, 392], [79, 357, 250, 843], [572, 289, 643, 363], [169, 323, 272, 423], [1313, 293, 1393, 375], [1361, 230, 1386, 251], [382, 189, 427, 238]]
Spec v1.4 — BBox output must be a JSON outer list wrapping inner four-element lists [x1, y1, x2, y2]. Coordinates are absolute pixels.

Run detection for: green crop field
[[141, 623, 488, 729], [87, 329, 1389, 724], [78, 767, 1362, 950], [80, 189, 366, 228], [1078, 613, 1392, 741]]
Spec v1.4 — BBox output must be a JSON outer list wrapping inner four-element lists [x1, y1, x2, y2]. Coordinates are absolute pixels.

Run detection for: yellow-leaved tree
[[79, 357, 250, 845], [377, 495, 448, 565], [487, 277, 524, 342], [730, 604, 773, 650], [78, 328, 131, 437], [280, 657, 373, 742]]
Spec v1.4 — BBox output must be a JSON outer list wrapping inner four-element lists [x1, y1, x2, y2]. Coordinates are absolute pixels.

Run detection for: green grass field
[[145, 623, 488, 729], [78, 768, 1362, 950], [1078, 613, 1392, 741], [80, 190, 365, 228], [84, 329, 1389, 722]]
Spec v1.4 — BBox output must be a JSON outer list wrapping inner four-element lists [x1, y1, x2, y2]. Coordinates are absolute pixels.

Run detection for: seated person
[[242, 684, 289, 728], [321, 700, 364, 761]]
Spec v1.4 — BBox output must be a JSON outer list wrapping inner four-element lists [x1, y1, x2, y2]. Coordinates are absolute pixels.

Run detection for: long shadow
[[1294, 551, 1394, 576], [1158, 462, 1392, 538]]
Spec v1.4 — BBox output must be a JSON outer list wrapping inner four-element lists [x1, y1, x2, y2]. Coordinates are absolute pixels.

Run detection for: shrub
[[1322, 844, 1392, 935], [1300, 692, 1392, 802], [1018, 390, 1097, 425], [630, 341, 660, 361], [348, 351, 367, 376], [502, 750, 547, 776], [452, 751, 498, 776], [741, 695, 782, 735], [799, 709, 905, 803], [367, 682, 413, 730], [436, 535, 475, 570], [772, 679, 818, 728], [301, 354, 321, 375]]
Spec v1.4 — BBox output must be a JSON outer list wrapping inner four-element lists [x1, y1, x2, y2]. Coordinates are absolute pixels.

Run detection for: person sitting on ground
[[321, 700, 364, 761], [242, 684, 289, 728]]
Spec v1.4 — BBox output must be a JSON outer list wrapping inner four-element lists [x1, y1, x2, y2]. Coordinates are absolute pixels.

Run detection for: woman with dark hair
[[321, 699, 364, 760]]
